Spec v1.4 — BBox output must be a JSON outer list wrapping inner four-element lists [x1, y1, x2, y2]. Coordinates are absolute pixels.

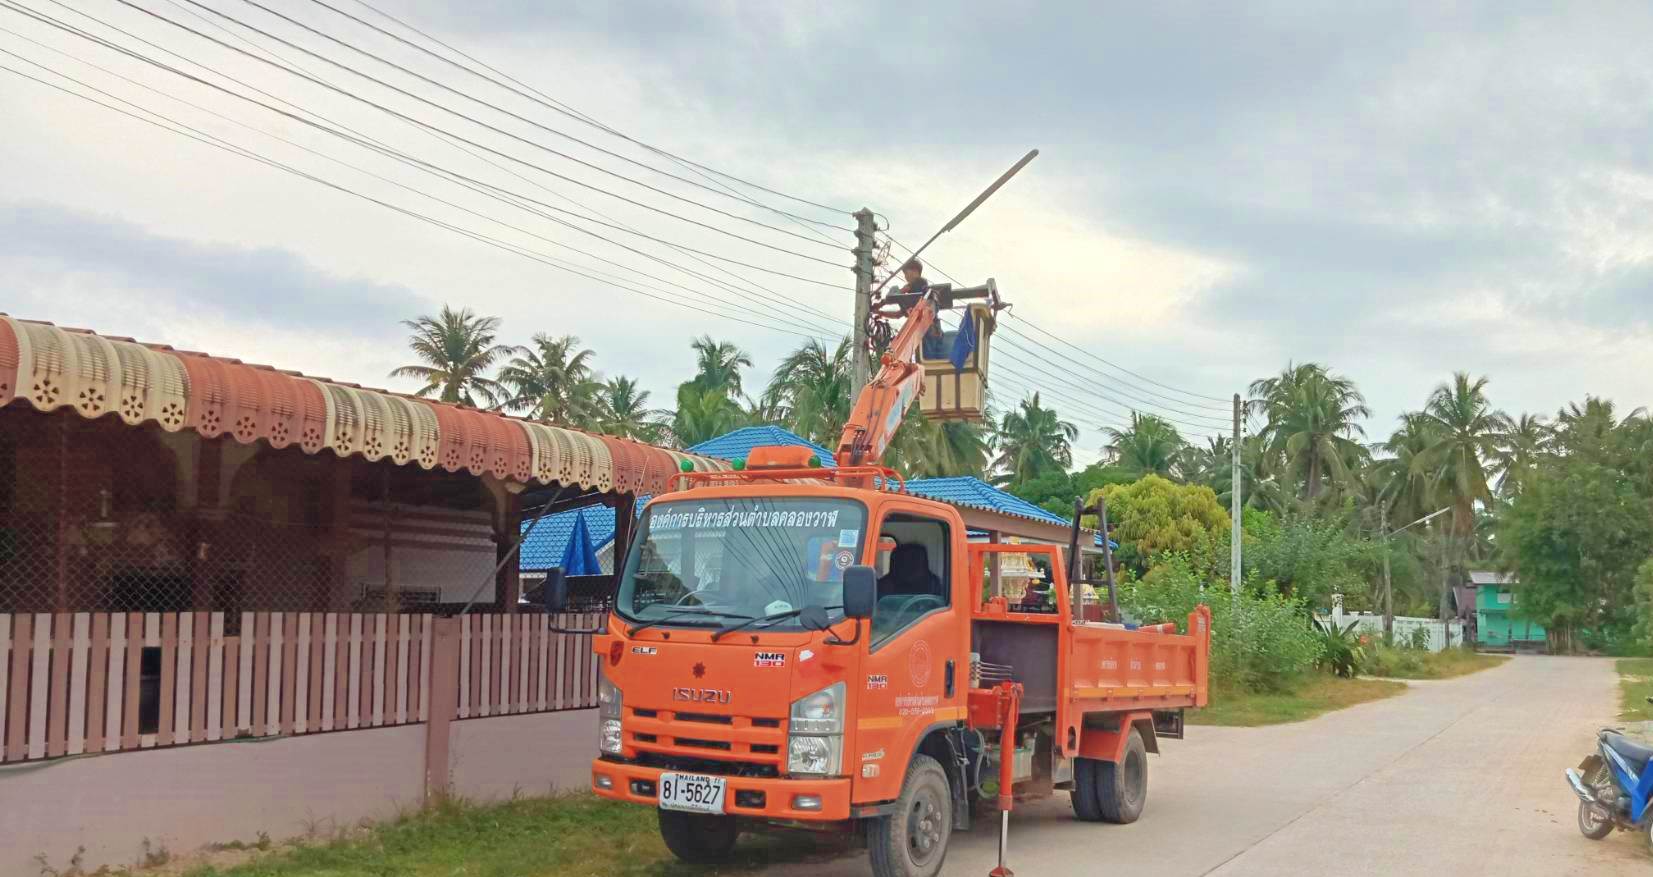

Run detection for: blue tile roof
[[521, 502, 634, 571], [905, 476, 1071, 526], [688, 425, 836, 467]]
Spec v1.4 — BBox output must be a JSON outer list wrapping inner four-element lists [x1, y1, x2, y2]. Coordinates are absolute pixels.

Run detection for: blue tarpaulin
[[560, 511, 601, 576], [949, 311, 977, 370]]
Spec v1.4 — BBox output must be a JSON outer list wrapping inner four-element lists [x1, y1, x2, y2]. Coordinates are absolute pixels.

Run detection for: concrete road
[[765, 656, 1648, 876]]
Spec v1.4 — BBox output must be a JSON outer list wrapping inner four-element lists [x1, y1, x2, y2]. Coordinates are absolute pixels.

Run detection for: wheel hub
[[908, 792, 944, 862]]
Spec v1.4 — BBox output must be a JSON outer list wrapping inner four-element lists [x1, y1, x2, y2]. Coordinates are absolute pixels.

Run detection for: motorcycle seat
[[1602, 731, 1653, 768]]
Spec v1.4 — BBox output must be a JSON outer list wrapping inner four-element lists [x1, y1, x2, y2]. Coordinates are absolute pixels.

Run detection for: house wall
[[0, 709, 600, 876]]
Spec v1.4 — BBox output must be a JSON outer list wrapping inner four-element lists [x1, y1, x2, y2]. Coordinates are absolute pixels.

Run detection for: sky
[[2, 0, 1650, 467]]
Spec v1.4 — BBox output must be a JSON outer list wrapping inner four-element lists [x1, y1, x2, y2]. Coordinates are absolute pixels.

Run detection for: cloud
[[2, 0, 1651, 455]]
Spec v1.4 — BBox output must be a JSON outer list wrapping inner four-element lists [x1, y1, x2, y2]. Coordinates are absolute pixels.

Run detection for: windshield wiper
[[710, 605, 844, 642], [627, 608, 752, 637]]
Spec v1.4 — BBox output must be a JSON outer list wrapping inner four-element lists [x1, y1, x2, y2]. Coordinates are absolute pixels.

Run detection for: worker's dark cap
[[903, 259, 923, 272]]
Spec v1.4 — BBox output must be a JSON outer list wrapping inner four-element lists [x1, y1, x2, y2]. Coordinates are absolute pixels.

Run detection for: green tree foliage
[[595, 377, 666, 443], [1006, 462, 1137, 518], [497, 333, 601, 426], [761, 337, 855, 447], [687, 335, 753, 397], [1498, 458, 1653, 650], [1088, 475, 1229, 575], [390, 305, 511, 407], [1243, 514, 1381, 606], [1119, 554, 1318, 693], [671, 384, 747, 448], [1247, 362, 1371, 504], [1103, 413, 1186, 478], [1633, 558, 1653, 648], [992, 393, 1078, 489]]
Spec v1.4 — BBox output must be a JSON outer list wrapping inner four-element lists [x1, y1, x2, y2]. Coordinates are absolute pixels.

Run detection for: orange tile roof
[[0, 315, 722, 495]]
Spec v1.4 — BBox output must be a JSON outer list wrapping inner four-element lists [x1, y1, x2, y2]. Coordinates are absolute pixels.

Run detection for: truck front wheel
[[1096, 727, 1148, 824], [658, 809, 738, 864], [869, 754, 952, 877]]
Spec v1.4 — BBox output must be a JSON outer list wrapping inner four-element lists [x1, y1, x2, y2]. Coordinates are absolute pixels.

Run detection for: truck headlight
[[598, 665, 622, 755], [788, 735, 841, 775], [788, 683, 844, 776]]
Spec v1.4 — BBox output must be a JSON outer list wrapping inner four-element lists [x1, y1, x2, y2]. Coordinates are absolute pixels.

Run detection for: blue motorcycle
[[1567, 706, 1653, 845]]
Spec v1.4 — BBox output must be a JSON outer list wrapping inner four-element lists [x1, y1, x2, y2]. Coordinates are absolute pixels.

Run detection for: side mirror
[[843, 565, 876, 620], [542, 568, 569, 613]]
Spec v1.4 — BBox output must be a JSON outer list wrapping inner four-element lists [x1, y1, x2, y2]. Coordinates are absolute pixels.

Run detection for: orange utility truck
[[552, 280, 1211, 877]]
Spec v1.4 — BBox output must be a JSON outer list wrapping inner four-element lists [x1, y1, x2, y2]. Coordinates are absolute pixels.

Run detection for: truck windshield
[[615, 497, 868, 630]]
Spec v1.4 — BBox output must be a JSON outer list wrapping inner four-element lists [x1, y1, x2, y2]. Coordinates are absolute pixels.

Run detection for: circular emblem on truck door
[[908, 640, 932, 688]]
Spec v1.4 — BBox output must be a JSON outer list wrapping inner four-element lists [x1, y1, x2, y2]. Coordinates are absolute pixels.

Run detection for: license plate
[[658, 772, 726, 814]]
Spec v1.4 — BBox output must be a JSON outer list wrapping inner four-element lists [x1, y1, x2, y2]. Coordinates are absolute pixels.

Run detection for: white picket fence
[[1327, 609, 1464, 653]]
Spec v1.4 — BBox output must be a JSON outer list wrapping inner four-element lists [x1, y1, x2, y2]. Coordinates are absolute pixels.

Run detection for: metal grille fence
[[0, 410, 533, 617]]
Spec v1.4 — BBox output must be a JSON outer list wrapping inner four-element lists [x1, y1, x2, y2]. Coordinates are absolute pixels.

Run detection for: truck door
[[852, 506, 967, 804]]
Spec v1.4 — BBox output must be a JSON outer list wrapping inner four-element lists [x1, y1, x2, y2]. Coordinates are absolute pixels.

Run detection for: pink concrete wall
[[0, 724, 424, 875], [448, 710, 596, 800]]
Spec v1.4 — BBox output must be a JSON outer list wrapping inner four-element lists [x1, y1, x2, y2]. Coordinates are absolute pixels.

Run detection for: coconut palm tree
[[596, 376, 665, 442], [1415, 372, 1511, 539], [888, 416, 991, 478], [762, 338, 855, 446], [389, 305, 510, 407], [497, 334, 601, 427], [1247, 362, 1371, 502], [1372, 413, 1441, 528], [991, 393, 1078, 488], [1489, 413, 1550, 498], [1102, 413, 1186, 478], [671, 384, 747, 449], [688, 336, 754, 398]]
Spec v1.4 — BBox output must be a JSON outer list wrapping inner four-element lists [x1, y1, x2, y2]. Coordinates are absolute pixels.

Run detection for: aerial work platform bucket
[[918, 301, 995, 422]]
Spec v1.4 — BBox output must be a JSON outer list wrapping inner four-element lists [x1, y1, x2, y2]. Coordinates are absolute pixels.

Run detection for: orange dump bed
[[964, 543, 1210, 754]]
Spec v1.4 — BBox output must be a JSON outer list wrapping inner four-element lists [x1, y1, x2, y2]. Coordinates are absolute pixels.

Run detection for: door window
[[871, 513, 950, 645]]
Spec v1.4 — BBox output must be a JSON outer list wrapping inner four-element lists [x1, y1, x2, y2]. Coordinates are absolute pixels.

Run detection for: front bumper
[[591, 759, 853, 821]]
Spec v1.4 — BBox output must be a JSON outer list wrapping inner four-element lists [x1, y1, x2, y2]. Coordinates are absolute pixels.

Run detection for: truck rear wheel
[[869, 754, 952, 877], [1096, 727, 1148, 824], [1071, 758, 1107, 822], [658, 809, 738, 864]]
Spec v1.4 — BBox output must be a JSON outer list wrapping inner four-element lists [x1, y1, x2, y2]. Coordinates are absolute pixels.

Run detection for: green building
[[1471, 570, 1545, 651]]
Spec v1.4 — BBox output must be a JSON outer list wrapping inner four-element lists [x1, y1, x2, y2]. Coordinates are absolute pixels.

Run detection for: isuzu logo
[[672, 687, 732, 705]]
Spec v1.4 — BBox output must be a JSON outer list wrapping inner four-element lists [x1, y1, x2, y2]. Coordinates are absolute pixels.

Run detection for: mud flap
[[945, 727, 973, 831]]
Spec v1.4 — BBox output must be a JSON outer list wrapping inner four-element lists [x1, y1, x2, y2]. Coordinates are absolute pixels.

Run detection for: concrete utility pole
[[851, 208, 877, 397], [1230, 393, 1242, 595], [1381, 505, 1394, 642]]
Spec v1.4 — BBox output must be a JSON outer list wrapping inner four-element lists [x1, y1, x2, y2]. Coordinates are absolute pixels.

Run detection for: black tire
[[1096, 727, 1148, 824], [658, 809, 738, 864], [1071, 757, 1106, 822], [868, 754, 953, 877], [1578, 799, 1613, 840]]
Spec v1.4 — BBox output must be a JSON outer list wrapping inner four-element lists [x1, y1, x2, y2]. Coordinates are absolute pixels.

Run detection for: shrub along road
[[769, 656, 1646, 876]]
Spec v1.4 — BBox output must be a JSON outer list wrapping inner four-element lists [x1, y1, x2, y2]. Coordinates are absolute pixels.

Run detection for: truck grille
[[624, 706, 785, 776]]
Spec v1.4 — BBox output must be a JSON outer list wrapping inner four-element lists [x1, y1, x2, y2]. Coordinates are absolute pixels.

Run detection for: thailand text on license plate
[[659, 772, 726, 814]]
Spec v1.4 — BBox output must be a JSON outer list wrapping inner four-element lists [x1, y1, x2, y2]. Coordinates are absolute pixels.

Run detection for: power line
[[12, 0, 850, 297], [324, 0, 853, 256], [227, 0, 854, 247], [992, 341, 1230, 432], [995, 322, 1233, 421], [1009, 315, 1232, 406], [109, 0, 851, 330], [0, 45, 838, 344], [0, 21, 846, 341], [295, 0, 857, 241], [879, 229, 1233, 410], [102, 0, 855, 275], [347, 0, 859, 221]]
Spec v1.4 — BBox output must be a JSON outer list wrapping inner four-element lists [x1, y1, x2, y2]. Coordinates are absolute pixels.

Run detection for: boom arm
[[836, 297, 939, 468]]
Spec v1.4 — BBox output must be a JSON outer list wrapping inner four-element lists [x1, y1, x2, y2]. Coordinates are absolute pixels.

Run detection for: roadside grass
[[1616, 658, 1653, 721], [171, 794, 849, 877], [1361, 645, 1510, 680], [1189, 675, 1407, 727]]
